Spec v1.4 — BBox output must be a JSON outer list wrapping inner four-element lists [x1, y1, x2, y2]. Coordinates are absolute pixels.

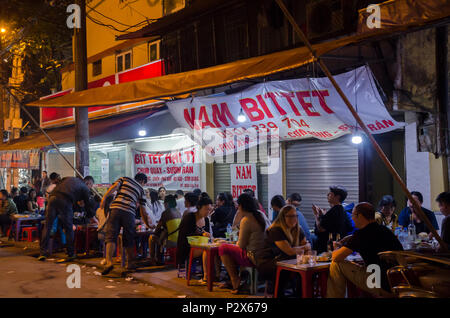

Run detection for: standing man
[[313, 185, 352, 253], [40, 171, 51, 195], [82, 175, 100, 215], [38, 177, 94, 262], [100, 173, 150, 275]]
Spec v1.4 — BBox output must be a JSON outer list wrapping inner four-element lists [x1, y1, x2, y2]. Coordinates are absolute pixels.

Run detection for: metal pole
[[74, 0, 89, 178], [275, 0, 447, 251]]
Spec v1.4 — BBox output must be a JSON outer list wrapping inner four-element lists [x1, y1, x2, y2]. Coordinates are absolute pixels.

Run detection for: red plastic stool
[[164, 247, 177, 266], [21, 226, 38, 242]]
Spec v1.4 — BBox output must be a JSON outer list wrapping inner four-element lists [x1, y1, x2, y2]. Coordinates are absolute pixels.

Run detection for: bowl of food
[[187, 236, 209, 246]]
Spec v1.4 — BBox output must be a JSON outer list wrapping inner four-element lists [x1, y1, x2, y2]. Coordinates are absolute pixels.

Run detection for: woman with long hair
[[256, 205, 311, 296], [211, 192, 236, 238], [176, 197, 214, 283], [26, 188, 39, 212], [218, 193, 267, 293], [148, 189, 164, 222], [158, 186, 167, 201]]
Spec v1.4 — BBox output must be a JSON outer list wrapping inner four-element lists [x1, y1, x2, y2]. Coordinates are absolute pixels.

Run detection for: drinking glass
[[307, 250, 317, 266], [296, 250, 304, 265]]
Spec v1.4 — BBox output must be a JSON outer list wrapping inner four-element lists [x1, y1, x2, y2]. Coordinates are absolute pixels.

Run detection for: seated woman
[[375, 195, 398, 230], [147, 189, 164, 223], [256, 205, 311, 297], [176, 197, 213, 282], [26, 188, 39, 213], [211, 192, 236, 238], [218, 193, 267, 293], [149, 195, 181, 265]]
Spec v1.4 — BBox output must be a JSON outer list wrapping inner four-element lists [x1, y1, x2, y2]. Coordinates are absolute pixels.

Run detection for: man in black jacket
[[38, 177, 95, 262]]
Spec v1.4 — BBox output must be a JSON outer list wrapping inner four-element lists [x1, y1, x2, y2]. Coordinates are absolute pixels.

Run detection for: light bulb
[[237, 109, 246, 123], [351, 135, 362, 144], [138, 129, 147, 136]]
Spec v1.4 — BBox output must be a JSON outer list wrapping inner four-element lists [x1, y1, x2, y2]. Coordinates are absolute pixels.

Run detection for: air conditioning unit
[[306, 0, 345, 40], [2, 131, 9, 143]]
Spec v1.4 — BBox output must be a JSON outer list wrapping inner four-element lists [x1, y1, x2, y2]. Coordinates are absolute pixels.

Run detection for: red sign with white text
[[40, 60, 164, 127]]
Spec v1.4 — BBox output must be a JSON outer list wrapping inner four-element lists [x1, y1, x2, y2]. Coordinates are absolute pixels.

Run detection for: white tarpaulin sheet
[[167, 66, 404, 156]]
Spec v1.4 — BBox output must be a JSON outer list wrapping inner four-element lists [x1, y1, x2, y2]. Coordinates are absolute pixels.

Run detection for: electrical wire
[[87, 4, 150, 27], [86, 14, 150, 33]]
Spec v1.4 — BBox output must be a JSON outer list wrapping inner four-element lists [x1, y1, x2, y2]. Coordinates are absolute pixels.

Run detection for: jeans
[[40, 195, 74, 257], [51, 218, 67, 245]]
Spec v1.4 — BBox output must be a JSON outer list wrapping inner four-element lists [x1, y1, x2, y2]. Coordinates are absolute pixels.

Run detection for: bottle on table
[[327, 232, 334, 253], [408, 213, 416, 243], [226, 224, 232, 241]]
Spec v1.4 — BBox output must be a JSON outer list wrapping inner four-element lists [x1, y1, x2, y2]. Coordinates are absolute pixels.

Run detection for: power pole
[[74, 0, 89, 177]]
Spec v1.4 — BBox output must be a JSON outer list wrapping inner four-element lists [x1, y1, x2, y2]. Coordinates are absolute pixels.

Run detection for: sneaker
[[56, 255, 76, 263], [101, 265, 114, 276], [37, 255, 47, 261]]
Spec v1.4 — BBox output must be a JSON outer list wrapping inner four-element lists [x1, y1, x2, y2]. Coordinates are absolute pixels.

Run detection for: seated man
[[149, 195, 181, 265], [15, 187, 29, 214], [327, 202, 403, 298], [0, 190, 18, 236], [270, 195, 285, 223], [398, 191, 439, 238], [435, 192, 450, 250]]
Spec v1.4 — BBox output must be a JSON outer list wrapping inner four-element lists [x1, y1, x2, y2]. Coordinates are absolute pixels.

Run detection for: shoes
[[56, 255, 77, 263], [101, 265, 114, 275], [37, 255, 47, 261]]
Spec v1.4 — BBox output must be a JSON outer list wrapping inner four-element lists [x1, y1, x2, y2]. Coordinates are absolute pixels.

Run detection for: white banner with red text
[[132, 146, 201, 191], [230, 164, 258, 199], [167, 66, 404, 156]]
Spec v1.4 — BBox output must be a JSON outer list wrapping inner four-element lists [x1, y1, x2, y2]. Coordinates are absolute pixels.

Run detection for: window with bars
[[222, 5, 249, 63]]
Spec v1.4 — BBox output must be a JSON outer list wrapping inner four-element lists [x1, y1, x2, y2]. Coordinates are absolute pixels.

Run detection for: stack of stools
[[21, 226, 39, 242]]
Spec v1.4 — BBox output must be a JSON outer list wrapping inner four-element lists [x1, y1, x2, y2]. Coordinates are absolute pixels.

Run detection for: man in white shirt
[[176, 190, 185, 214]]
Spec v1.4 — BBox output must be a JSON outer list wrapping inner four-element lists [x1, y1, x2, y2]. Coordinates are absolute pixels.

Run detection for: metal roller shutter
[[285, 137, 359, 228]]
